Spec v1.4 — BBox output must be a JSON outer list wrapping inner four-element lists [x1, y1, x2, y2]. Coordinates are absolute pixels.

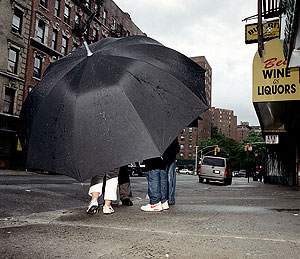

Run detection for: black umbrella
[[19, 36, 207, 182]]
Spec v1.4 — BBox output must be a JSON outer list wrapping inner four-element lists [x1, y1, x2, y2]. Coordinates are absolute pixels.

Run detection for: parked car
[[238, 169, 246, 177], [179, 168, 194, 175], [232, 170, 239, 177], [198, 156, 232, 185]]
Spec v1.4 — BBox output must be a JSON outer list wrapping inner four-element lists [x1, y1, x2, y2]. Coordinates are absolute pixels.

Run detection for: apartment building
[[211, 107, 237, 140], [0, 0, 144, 169]]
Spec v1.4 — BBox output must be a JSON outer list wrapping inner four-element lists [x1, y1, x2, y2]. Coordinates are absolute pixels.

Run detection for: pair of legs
[[141, 168, 168, 212], [118, 165, 133, 206], [87, 173, 118, 214], [166, 160, 176, 205]]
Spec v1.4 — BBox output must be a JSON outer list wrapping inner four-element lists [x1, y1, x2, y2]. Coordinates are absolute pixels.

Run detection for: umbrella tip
[[80, 182, 84, 186], [83, 41, 93, 57]]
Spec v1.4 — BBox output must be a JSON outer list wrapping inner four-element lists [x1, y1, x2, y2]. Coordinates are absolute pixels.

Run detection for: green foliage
[[197, 125, 266, 170]]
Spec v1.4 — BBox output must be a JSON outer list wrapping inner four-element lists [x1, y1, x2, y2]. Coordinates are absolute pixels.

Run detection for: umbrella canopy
[[19, 36, 207, 182]]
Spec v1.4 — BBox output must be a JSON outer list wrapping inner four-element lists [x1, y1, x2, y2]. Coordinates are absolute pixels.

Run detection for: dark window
[[75, 13, 80, 25], [126, 30, 130, 37], [33, 56, 42, 78], [64, 5, 70, 24], [61, 37, 68, 55], [54, 0, 60, 17], [51, 29, 58, 49], [180, 144, 184, 150], [36, 20, 45, 43], [189, 135, 193, 141], [202, 157, 225, 167], [3, 88, 15, 114], [12, 8, 23, 34], [92, 28, 98, 42], [40, 0, 48, 8], [95, 3, 100, 16], [188, 144, 192, 150], [7, 47, 19, 74], [103, 10, 107, 26]]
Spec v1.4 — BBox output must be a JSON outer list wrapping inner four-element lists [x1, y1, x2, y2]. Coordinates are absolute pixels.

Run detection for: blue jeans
[[146, 169, 168, 205], [166, 160, 176, 204]]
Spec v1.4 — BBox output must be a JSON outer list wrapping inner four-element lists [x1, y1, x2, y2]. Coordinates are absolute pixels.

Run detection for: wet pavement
[[0, 171, 300, 258]]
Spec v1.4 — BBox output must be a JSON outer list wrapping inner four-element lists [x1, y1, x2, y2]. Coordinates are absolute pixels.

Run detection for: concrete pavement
[[0, 170, 300, 258]]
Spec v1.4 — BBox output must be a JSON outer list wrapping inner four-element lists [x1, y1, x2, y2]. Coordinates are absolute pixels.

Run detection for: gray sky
[[114, 0, 260, 126]]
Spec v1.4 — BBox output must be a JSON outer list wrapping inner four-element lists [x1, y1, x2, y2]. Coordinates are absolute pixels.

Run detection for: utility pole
[[194, 146, 199, 175]]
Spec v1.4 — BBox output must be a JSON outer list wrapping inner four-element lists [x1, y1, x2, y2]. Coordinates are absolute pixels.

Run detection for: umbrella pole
[[83, 40, 93, 57]]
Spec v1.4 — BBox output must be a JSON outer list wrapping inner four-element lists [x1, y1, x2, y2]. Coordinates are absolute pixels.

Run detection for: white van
[[198, 156, 232, 185]]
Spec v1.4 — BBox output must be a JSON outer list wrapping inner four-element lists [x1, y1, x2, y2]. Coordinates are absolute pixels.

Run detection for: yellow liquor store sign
[[245, 19, 279, 44], [253, 38, 300, 102]]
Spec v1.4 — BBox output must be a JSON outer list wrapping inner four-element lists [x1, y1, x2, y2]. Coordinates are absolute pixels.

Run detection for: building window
[[33, 56, 42, 78], [180, 136, 185, 141], [189, 135, 193, 141], [51, 29, 58, 50], [64, 5, 70, 24], [7, 47, 19, 74], [3, 88, 15, 114], [86, 0, 91, 9], [95, 3, 100, 16], [189, 128, 193, 133], [126, 30, 130, 37], [111, 17, 116, 30], [180, 144, 184, 150], [92, 28, 98, 42], [61, 36, 68, 55], [36, 20, 46, 43], [54, 0, 60, 17], [188, 153, 192, 158], [75, 13, 80, 25], [180, 153, 184, 158], [12, 8, 23, 34], [103, 10, 107, 26], [188, 144, 192, 150], [40, 0, 48, 8], [72, 42, 79, 51]]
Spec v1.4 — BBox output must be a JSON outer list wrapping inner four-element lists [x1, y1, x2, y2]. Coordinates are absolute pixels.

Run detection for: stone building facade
[[0, 0, 32, 168]]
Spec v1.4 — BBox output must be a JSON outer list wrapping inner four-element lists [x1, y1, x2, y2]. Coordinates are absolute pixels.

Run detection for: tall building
[[0, 0, 32, 168], [24, 0, 145, 100], [190, 56, 212, 141], [211, 107, 237, 140], [0, 0, 145, 169], [176, 56, 209, 166], [236, 121, 252, 143]]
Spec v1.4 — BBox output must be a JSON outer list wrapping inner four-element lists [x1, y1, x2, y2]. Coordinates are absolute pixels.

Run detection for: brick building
[[0, 0, 144, 169], [176, 56, 210, 166], [236, 121, 252, 143], [24, 0, 145, 100], [211, 107, 237, 140], [190, 56, 212, 141], [0, 0, 32, 168]]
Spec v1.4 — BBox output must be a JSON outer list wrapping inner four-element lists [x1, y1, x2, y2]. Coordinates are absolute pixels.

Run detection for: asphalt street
[[1, 170, 300, 259]]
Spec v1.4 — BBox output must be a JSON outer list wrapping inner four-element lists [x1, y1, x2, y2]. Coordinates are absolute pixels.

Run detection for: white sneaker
[[103, 205, 114, 214], [161, 201, 169, 210], [141, 202, 162, 212], [86, 198, 99, 214]]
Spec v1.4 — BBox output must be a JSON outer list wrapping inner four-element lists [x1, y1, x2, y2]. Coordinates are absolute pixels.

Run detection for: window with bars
[[7, 47, 19, 74], [12, 8, 23, 34], [103, 10, 107, 26], [3, 88, 15, 114]]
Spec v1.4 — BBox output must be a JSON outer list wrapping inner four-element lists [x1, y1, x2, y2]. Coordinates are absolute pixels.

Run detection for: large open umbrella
[[19, 36, 207, 182]]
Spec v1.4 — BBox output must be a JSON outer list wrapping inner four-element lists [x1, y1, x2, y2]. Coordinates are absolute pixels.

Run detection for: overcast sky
[[114, 0, 260, 126]]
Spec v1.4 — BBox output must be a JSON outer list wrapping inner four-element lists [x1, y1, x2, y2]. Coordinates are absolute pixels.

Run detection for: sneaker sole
[[86, 205, 99, 214]]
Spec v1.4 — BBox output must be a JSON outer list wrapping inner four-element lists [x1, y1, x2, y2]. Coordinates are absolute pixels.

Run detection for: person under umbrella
[[141, 157, 169, 212], [87, 168, 118, 214]]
